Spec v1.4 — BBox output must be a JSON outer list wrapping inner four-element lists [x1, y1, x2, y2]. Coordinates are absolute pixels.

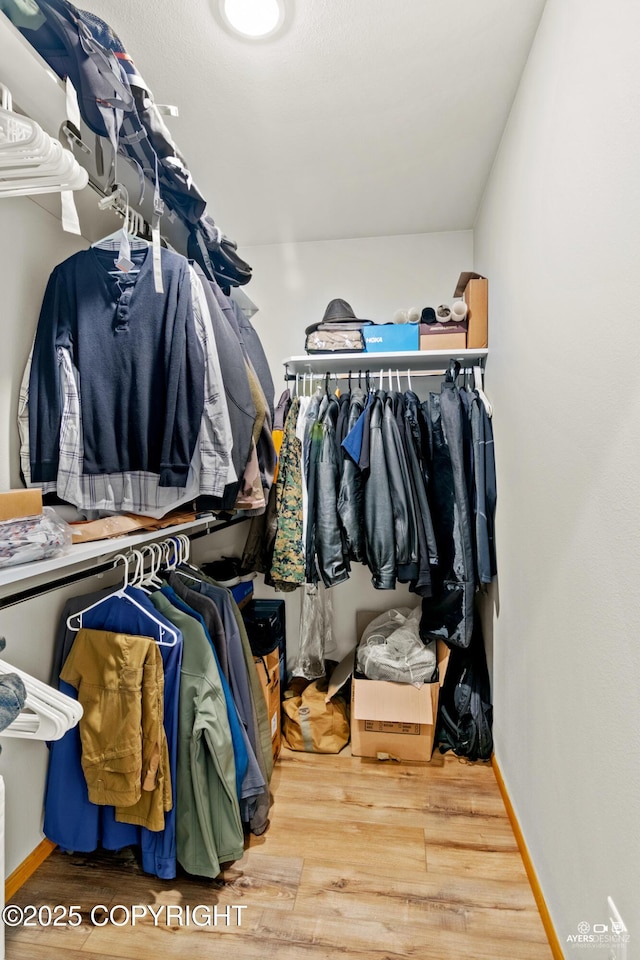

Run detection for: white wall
[[474, 0, 640, 948], [243, 230, 474, 664], [0, 196, 91, 873], [0, 197, 87, 488], [244, 230, 473, 382]]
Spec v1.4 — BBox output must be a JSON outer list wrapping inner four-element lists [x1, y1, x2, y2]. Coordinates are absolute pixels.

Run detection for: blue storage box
[[364, 324, 419, 352], [231, 579, 254, 608]]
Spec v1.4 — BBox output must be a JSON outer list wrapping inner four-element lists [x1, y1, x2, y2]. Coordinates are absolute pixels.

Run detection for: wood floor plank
[[424, 810, 520, 852], [248, 814, 428, 873], [296, 858, 549, 914], [4, 944, 130, 960], [269, 785, 509, 829], [253, 906, 553, 960], [294, 861, 549, 943], [426, 843, 530, 882], [216, 851, 303, 910]]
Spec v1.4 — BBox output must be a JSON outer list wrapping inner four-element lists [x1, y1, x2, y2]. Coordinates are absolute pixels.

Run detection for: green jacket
[[150, 591, 244, 878]]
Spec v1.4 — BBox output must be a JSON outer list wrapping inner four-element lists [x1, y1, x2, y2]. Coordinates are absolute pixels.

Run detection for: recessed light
[[219, 0, 285, 39]]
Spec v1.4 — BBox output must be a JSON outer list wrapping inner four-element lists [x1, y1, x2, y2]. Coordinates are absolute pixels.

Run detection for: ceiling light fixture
[[219, 0, 285, 39]]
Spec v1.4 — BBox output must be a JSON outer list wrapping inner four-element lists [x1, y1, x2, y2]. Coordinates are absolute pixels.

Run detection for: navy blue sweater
[[29, 245, 204, 487]]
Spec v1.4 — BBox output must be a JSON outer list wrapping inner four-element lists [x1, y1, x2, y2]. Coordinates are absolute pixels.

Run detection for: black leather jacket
[[382, 393, 418, 583], [363, 392, 396, 589], [307, 396, 350, 588]]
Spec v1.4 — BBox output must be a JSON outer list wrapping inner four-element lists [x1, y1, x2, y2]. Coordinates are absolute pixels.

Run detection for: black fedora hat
[[305, 299, 374, 336]]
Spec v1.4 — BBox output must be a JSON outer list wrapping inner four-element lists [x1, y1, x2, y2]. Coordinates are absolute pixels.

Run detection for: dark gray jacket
[[193, 264, 256, 507]]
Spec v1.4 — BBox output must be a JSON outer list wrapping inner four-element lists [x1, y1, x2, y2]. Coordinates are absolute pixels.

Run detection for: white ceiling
[[79, 0, 547, 247]]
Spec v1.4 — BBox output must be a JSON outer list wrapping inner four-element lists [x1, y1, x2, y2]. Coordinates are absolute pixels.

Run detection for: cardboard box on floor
[[328, 611, 450, 763], [253, 647, 281, 762]]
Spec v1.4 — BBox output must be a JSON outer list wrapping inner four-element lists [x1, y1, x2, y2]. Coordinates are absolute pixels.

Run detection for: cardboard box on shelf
[[253, 647, 281, 762], [0, 489, 43, 523], [453, 272, 488, 349], [344, 611, 450, 762], [365, 324, 419, 353], [419, 321, 467, 353]]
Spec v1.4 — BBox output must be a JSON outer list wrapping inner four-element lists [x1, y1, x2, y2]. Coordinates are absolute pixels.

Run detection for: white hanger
[[66, 553, 179, 647], [178, 534, 191, 563], [0, 84, 88, 198], [0, 659, 82, 742], [92, 185, 148, 274], [139, 543, 164, 589], [473, 365, 493, 417], [174, 534, 203, 582], [407, 368, 412, 391]]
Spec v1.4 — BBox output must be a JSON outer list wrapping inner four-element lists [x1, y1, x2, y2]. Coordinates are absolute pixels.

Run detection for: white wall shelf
[[0, 513, 248, 608], [283, 348, 488, 378]]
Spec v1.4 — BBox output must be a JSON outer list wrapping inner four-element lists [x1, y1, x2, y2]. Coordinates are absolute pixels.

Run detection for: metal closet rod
[[285, 367, 477, 382]]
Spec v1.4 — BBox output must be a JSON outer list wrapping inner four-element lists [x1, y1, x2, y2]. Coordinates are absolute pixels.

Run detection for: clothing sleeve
[[188, 267, 235, 496], [191, 679, 244, 865], [232, 301, 275, 420], [29, 267, 71, 483], [159, 263, 205, 487]]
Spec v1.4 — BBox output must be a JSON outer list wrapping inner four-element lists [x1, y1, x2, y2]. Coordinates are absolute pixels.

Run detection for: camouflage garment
[[270, 398, 305, 590]]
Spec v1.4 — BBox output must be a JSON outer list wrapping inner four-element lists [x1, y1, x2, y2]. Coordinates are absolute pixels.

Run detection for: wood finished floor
[[5, 747, 553, 959]]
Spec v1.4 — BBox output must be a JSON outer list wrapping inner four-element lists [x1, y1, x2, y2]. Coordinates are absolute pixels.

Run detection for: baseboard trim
[[5, 839, 56, 901], [492, 756, 564, 960]]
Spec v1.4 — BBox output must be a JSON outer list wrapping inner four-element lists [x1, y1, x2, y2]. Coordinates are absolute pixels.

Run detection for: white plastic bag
[[291, 582, 334, 681], [357, 606, 436, 684], [0, 507, 72, 569]]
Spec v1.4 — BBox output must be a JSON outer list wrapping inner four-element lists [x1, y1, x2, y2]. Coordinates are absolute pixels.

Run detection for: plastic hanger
[[140, 543, 164, 589], [473, 365, 493, 417], [66, 553, 178, 647], [0, 84, 87, 197], [0, 658, 82, 741], [92, 186, 148, 274], [175, 534, 204, 583]]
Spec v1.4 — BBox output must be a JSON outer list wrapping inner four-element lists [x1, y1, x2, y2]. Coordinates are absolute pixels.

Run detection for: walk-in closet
[[0, 2, 637, 959]]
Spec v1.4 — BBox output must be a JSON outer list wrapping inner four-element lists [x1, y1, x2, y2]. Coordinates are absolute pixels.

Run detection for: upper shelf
[[283, 348, 489, 377], [0, 513, 248, 606]]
